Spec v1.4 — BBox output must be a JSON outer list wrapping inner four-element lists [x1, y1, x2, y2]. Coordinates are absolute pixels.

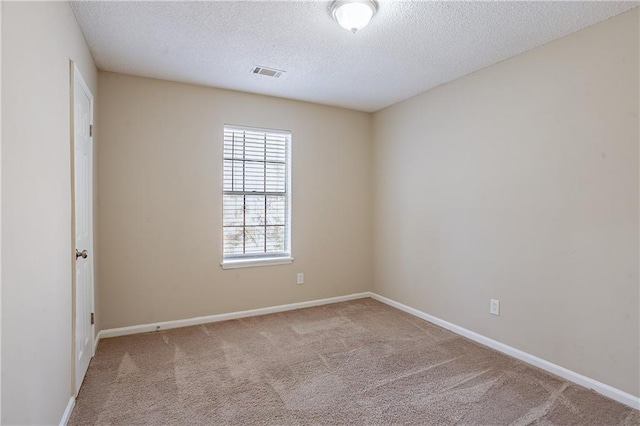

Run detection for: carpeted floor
[[69, 298, 639, 425]]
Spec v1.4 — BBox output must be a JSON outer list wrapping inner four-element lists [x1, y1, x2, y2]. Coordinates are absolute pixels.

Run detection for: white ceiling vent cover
[[252, 66, 285, 78]]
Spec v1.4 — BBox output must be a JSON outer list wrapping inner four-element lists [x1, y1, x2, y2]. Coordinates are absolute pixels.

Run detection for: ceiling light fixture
[[330, 0, 378, 33]]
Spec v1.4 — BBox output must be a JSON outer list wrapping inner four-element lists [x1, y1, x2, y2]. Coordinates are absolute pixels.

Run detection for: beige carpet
[[70, 298, 639, 425]]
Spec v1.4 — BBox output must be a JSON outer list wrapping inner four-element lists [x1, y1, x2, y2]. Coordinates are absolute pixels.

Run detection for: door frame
[[70, 60, 95, 395]]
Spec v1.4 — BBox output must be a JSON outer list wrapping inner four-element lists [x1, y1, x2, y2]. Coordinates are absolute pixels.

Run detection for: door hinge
[[91, 312, 95, 325], [89, 124, 93, 137]]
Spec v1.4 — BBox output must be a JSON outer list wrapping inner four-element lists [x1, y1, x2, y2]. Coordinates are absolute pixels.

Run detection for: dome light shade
[[331, 0, 378, 33]]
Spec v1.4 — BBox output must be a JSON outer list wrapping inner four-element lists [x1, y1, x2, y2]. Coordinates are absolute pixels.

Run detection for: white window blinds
[[223, 125, 291, 259]]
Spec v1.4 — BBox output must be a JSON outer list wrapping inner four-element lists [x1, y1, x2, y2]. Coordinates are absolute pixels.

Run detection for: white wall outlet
[[297, 272, 304, 285], [490, 299, 500, 316]]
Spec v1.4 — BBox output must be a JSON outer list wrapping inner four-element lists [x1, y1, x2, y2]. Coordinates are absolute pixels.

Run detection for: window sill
[[221, 256, 294, 270]]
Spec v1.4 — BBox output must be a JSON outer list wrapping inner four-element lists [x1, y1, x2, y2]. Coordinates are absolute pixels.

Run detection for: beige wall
[[373, 9, 639, 397], [1, 1, 98, 424], [97, 72, 372, 329]]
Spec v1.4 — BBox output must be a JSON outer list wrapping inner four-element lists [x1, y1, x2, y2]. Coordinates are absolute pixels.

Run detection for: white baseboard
[[368, 292, 640, 410], [100, 292, 370, 339], [59, 396, 75, 426], [93, 330, 102, 354]]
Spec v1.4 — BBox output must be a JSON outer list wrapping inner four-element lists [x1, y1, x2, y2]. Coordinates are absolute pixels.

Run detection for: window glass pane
[[223, 226, 245, 255], [244, 195, 266, 226], [266, 162, 286, 192], [223, 195, 244, 226], [266, 226, 285, 252], [266, 196, 285, 225], [222, 159, 245, 192], [243, 138, 265, 161], [244, 161, 265, 192], [266, 140, 286, 162], [223, 160, 243, 192], [244, 226, 265, 254]]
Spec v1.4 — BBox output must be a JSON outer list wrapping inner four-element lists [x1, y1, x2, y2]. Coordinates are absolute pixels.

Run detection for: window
[[222, 125, 292, 268]]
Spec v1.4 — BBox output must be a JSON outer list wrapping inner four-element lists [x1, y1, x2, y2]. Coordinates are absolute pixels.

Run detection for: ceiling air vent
[[251, 66, 285, 78]]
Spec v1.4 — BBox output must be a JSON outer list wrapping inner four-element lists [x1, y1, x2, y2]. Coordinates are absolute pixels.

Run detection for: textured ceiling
[[70, 1, 638, 112]]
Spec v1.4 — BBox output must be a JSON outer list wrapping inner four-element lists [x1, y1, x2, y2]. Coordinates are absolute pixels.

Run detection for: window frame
[[220, 124, 293, 269]]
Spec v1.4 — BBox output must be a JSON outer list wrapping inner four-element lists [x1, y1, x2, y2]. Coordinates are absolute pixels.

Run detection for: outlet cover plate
[[297, 273, 304, 285], [490, 299, 500, 316]]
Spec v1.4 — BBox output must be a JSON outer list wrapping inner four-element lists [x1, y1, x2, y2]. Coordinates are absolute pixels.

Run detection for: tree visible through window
[[223, 125, 291, 260]]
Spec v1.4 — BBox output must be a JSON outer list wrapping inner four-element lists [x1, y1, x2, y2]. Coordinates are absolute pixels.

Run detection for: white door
[[73, 64, 95, 393]]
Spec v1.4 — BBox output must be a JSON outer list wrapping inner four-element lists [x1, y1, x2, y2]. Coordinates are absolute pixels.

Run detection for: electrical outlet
[[297, 272, 304, 285], [490, 299, 500, 316]]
